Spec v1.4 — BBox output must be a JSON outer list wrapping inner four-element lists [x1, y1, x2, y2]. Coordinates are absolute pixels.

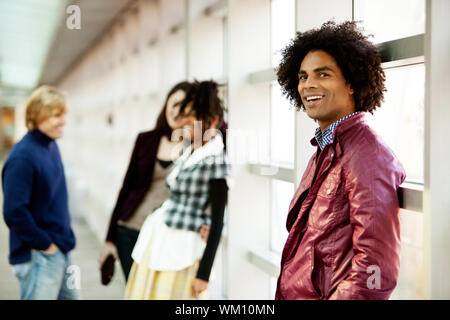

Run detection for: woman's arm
[[196, 178, 228, 281]]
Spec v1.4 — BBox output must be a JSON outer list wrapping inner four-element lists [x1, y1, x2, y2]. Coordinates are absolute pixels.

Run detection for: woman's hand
[[199, 224, 210, 242], [98, 241, 118, 270], [191, 278, 208, 299]]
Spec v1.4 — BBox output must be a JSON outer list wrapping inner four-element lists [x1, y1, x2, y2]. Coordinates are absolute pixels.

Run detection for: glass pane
[[270, 276, 278, 299], [270, 179, 294, 253], [390, 209, 424, 299], [354, 0, 425, 44], [366, 64, 424, 183], [271, 83, 295, 165], [271, 0, 296, 67]]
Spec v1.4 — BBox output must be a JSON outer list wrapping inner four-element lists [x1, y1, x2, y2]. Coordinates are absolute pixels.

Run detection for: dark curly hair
[[179, 80, 225, 130], [277, 20, 385, 113], [179, 80, 228, 149]]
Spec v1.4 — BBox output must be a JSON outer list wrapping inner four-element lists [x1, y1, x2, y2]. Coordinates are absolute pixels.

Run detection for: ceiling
[[0, 0, 134, 107]]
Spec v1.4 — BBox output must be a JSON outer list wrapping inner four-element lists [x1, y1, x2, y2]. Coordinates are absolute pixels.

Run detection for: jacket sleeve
[[328, 145, 405, 300], [105, 134, 143, 242], [2, 157, 53, 250]]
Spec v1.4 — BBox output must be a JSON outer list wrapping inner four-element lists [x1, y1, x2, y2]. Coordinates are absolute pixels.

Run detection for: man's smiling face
[[297, 50, 355, 130]]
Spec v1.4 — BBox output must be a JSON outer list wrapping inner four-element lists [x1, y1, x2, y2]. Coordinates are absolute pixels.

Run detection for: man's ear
[[348, 84, 354, 95]]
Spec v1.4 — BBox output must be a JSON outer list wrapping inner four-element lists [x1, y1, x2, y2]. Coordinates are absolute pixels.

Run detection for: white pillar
[[424, 0, 450, 300]]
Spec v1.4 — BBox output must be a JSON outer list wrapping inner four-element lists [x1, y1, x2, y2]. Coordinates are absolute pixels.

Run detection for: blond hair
[[25, 85, 67, 131]]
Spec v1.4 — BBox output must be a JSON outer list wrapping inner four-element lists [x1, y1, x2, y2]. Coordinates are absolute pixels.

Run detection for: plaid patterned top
[[164, 135, 229, 232], [314, 112, 361, 150]]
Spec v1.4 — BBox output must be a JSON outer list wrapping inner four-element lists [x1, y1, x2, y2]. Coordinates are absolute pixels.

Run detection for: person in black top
[[99, 82, 218, 282], [124, 80, 229, 299]]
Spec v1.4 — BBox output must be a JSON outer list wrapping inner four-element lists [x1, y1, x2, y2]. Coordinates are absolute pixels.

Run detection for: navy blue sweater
[[2, 130, 76, 265]]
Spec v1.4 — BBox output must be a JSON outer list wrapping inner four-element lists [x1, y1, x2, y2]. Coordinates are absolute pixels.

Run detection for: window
[[365, 64, 425, 183], [270, 276, 278, 298], [269, 0, 296, 257], [270, 0, 296, 166], [354, 0, 425, 44], [390, 209, 424, 299], [270, 179, 294, 253], [271, 0, 296, 67], [270, 82, 295, 166]]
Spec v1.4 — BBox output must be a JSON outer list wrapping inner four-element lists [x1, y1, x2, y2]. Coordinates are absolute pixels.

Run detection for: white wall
[[226, 0, 274, 299], [424, 0, 450, 299]]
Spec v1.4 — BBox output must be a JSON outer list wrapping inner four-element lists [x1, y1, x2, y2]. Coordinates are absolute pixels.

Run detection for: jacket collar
[[333, 111, 366, 138], [310, 112, 366, 157], [314, 111, 361, 150], [177, 134, 225, 169]]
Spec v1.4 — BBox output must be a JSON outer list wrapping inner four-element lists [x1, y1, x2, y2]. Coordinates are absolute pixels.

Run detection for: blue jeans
[[12, 248, 81, 300]]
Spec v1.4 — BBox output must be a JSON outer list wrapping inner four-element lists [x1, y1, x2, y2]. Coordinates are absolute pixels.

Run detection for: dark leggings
[[114, 225, 140, 281]]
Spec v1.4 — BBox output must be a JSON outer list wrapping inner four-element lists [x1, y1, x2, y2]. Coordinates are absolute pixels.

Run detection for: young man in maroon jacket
[[275, 21, 406, 300]]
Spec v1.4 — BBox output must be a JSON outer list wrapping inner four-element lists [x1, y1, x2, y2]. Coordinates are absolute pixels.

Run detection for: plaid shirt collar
[[314, 111, 361, 150], [164, 134, 229, 232]]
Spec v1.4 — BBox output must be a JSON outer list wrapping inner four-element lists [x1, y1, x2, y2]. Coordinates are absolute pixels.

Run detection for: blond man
[[2, 85, 79, 300]]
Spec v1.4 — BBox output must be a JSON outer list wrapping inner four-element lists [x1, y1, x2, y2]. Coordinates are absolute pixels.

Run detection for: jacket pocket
[[309, 245, 323, 299]]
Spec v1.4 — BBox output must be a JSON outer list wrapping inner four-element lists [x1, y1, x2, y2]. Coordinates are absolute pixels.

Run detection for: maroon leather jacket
[[275, 113, 406, 300]]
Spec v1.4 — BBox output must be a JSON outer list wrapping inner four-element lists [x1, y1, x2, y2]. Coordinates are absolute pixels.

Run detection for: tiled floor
[[0, 202, 126, 300]]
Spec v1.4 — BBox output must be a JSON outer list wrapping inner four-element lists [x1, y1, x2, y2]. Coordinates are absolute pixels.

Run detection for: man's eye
[[320, 73, 329, 78], [298, 75, 307, 81]]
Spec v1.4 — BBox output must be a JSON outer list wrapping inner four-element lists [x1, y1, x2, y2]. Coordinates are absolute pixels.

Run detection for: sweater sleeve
[[2, 157, 53, 250], [196, 178, 228, 281]]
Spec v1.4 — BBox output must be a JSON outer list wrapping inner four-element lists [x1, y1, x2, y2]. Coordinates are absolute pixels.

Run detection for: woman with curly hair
[[275, 21, 406, 300], [98, 82, 212, 282], [124, 80, 229, 300]]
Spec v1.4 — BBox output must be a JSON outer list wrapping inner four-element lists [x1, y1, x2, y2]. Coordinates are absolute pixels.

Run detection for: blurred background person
[[125, 80, 229, 300], [98, 81, 211, 282], [1, 85, 79, 300]]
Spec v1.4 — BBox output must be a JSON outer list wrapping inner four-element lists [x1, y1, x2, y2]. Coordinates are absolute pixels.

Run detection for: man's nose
[[298, 77, 318, 94], [304, 76, 318, 88]]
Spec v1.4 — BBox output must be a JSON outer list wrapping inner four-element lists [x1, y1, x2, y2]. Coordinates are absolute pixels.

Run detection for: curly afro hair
[[277, 20, 385, 114]]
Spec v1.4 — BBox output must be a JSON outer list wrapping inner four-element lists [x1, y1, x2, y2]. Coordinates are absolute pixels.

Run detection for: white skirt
[[131, 201, 206, 271]]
